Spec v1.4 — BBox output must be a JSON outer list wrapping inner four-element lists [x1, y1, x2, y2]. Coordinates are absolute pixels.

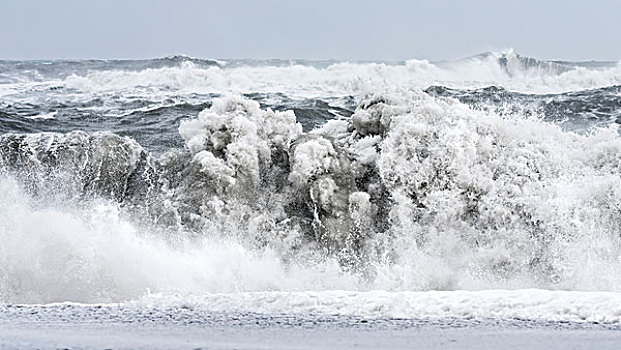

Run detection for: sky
[[0, 0, 619, 61]]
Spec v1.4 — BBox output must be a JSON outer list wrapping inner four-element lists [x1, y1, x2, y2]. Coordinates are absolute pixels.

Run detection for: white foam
[[127, 289, 621, 323], [25, 111, 57, 120], [0, 176, 358, 304], [366, 90, 621, 291], [60, 52, 621, 98]]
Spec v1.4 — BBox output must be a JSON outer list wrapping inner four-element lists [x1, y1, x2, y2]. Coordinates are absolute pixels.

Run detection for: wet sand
[[2, 311, 620, 350]]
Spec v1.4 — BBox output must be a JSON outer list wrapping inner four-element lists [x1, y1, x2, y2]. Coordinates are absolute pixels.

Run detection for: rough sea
[[2, 50, 621, 348]]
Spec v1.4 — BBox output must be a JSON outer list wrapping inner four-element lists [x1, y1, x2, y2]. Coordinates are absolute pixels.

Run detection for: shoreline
[[2, 314, 620, 350]]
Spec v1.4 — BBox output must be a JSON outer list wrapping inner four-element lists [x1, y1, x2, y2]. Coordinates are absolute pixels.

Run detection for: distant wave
[[56, 50, 621, 96]]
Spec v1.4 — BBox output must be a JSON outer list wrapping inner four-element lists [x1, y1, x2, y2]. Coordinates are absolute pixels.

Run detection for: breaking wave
[[2, 90, 621, 304], [58, 50, 621, 97]]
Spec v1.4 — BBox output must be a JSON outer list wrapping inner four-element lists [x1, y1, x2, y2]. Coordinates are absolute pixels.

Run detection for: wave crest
[[59, 51, 621, 97]]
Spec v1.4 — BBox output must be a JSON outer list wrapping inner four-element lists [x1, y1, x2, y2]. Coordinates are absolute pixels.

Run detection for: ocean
[[2, 50, 621, 348]]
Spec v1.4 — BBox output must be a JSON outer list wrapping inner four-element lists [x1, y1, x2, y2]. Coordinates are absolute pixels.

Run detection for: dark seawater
[[0, 56, 359, 155], [425, 84, 621, 132], [1, 53, 619, 154]]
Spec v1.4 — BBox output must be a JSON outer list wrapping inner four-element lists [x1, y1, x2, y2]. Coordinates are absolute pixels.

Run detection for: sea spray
[[3, 90, 621, 304]]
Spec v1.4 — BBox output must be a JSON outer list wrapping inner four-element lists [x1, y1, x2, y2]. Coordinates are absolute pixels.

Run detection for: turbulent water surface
[[2, 50, 621, 347]]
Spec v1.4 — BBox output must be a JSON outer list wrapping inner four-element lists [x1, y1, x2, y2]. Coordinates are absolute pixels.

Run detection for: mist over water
[[2, 51, 621, 322]]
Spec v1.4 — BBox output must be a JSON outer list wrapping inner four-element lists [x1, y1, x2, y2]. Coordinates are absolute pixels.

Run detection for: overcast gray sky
[[0, 0, 619, 61]]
